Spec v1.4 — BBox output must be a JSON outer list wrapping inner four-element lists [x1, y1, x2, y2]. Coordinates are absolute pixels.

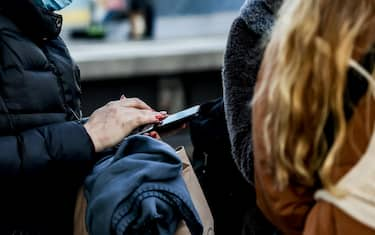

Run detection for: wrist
[[84, 123, 104, 152]]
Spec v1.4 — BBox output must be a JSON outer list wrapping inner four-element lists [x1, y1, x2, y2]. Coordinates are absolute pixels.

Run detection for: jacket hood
[[0, 0, 62, 41], [240, 0, 282, 35], [263, 0, 283, 13]]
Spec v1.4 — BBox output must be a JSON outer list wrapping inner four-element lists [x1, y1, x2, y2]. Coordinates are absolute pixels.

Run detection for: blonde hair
[[254, 0, 375, 191]]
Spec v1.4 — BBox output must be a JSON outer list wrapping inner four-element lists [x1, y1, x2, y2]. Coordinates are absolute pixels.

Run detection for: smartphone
[[135, 105, 201, 135]]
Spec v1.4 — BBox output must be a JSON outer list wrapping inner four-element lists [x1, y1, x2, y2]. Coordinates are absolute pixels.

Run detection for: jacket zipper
[[49, 62, 83, 121]]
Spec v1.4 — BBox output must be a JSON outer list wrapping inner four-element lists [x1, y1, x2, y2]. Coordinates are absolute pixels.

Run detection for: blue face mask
[[35, 0, 73, 11]]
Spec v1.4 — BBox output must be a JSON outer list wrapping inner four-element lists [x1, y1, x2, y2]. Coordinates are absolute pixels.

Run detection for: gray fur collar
[[240, 0, 282, 35], [263, 0, 283, 13]]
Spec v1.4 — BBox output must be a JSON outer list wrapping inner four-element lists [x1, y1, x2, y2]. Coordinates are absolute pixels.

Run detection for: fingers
[[107, 99, 167, 124], [133, 109, 167, 126], [119, 97, 153, 110], [108, 96, 169, 131], [145, 131, 161, 140], [84, 96, 169, 152], [150, 131, 161, 139]]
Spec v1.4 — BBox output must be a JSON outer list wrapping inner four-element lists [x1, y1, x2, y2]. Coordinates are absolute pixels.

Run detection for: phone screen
[[135, 105, 200, 135], [157, 105, 200, 128]]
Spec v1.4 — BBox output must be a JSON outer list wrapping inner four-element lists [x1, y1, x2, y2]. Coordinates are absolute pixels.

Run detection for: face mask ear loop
[[349, 58, 375, 99]]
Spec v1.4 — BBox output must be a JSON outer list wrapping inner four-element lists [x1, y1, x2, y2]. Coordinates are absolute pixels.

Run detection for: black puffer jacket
[[0, 0, 95, 234]]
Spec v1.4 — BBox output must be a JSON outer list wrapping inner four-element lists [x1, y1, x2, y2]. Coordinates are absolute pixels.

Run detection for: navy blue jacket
[[0, 0, 95, 234], [85, 136, 203, 235]]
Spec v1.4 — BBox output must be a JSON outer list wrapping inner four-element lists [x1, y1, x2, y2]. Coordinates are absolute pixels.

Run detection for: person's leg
[[128, 0, 155, 39], [129, 10, 146, 39], [144, 3, 155, 38]]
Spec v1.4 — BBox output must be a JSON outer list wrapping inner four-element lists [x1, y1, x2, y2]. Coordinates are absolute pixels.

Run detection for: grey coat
[[223, 0, 282, 184]]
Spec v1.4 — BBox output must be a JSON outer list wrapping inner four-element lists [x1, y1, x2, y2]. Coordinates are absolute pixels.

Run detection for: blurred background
[[60, 0, 243, 147]]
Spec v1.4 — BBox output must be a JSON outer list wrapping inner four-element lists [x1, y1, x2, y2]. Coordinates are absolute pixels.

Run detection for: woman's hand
[[84, 96, 166, 152], [144, 124, 187, 140]]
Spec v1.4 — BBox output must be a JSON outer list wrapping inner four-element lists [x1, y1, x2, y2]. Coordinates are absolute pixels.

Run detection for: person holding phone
[[0, 0, 165, 234]]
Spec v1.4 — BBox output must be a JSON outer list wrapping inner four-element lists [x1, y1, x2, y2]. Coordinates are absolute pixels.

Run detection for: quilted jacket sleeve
[[0, 121, 95, 177]]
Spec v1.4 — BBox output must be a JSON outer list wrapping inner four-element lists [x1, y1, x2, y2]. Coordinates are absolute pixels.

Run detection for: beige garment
[[315, 128, 375, 230], [74, 187, 88, 235], [175, 146, 215, 235], [74, 146, 214, 235]]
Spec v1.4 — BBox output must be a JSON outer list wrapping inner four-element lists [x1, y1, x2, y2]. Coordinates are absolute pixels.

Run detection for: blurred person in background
[[128, 0, 155, 39], [72, 0, 155, 40], [0, 0, 165, 234], [252, 0, 375, 234], [101, 0, 127, 22], [101, 0, 155, 40]]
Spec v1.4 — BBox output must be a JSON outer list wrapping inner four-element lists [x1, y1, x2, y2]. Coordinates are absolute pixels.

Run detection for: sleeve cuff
[[42, 121, 95, 162]]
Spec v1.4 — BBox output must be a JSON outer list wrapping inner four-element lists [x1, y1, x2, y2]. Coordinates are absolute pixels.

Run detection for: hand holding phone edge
[[135, 105, 201, 136]]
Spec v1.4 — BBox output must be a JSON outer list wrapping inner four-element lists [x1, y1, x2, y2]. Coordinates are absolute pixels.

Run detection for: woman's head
[[254, 0, 375, 190]]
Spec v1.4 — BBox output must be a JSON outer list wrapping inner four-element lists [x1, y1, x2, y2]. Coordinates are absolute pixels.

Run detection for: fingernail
[[155, 114, 164, 119], [159, 111, 168, 115], [120, 95, 126, 100]]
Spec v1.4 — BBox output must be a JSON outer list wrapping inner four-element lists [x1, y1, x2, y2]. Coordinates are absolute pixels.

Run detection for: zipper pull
[[68, 106, 81, 121]]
